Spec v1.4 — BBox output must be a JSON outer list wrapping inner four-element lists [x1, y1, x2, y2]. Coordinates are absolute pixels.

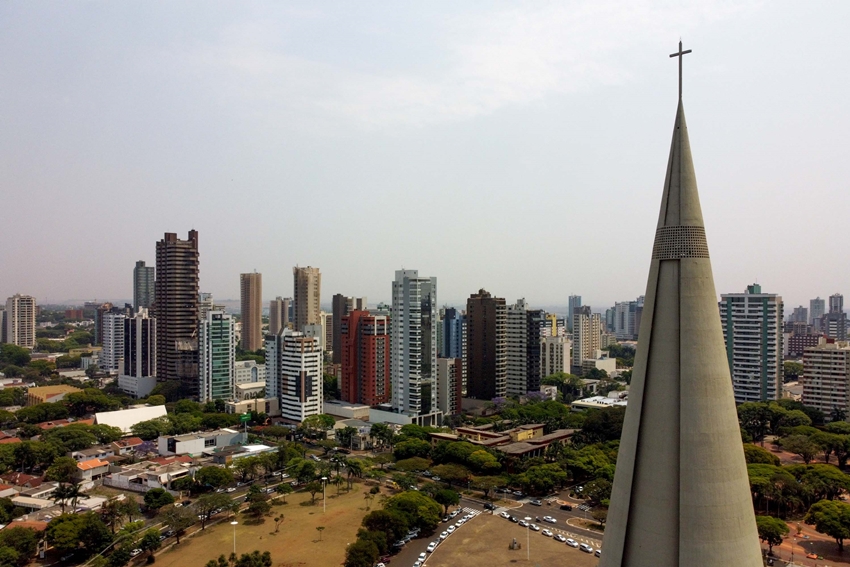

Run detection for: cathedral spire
[[599, 48, 762, 567]]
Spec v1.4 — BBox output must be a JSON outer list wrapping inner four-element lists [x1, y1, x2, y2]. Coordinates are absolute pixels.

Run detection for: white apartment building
[[235, 359, 266, 385], [4, 294, 36, 349], [506, 299, 528, 396], [391, 270, 440, 425], [541, 335, 571, 377], [199, 311, 235, 402], [266, 330, 323, 422], [572, 306, 603, 372], [612, 297, 644, 340], [720, 284, 783, 403], [100, 312, 126, 372], [436, 357, 462, 416], [802, 340, 850, 416]]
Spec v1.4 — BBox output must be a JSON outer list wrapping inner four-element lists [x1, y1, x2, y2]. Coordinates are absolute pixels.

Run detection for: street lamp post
[[321, 476, 328, 513], [231, 521, 238, 555], [524, 516, 532, 560]]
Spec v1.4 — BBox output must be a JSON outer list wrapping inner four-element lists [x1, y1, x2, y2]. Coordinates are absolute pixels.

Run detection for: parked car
[[554, 534, 567, 543], [565, 539, 579, 548], [418, 552, 427, 561], [559, 504, 573, 511], [130, 549, 143, 557], [595, 549, 602, 557], [542, 516, 557, 523], [500, 511, 510, 519], [432, 476, 442, 482], [529, 524, 540, 531], [509, 516, 519, 523], [512, 491, 524, 497], [483, 502, 496, 510], [580, 543, 594, 553], [518, 520, 528, 527], [427, 542, 438, 553], [541, 529, 553, 537], [226, 487, 236, 493], [530, 499, 542, 506], [272, 471, 282, 476]]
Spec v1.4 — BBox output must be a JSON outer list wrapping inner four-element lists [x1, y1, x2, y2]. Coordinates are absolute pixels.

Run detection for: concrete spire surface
[[598, 100, 762, 566]]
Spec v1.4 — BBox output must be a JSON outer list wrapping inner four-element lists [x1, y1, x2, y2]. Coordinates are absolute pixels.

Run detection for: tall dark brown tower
[[465, 289, 506, 400], [154, 231, 199, 397]]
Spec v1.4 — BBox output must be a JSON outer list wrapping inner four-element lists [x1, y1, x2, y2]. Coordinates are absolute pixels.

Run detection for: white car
[[541, 529, 553, 537], [580, 543, 594, 553], [529, 524, 540, 531], [226, 487, 236, 493], [447, 525, 456, 533], [418, 552, 427, 561], [518, 520, 529, 527], [413, 562, 421, 567], [542, 516, 557, 523], [554, 534, 567, 543], [426, 543, 437, 553], [440, 531, 448, 540], [500, 511, 510, 519], [565, 538, 579, 548]]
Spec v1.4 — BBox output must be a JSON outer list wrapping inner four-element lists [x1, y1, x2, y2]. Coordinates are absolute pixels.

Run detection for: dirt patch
[[426, 514, 599, 567]]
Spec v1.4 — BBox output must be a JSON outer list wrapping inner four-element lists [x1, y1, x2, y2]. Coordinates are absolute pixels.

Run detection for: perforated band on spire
[[652, 225, 709, 259]]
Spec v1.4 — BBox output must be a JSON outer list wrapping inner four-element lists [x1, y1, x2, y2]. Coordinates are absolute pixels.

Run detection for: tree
[[591, 508, 608, 526], [130, 418, 172, 441], [336, 426, 357, 449], [273, 515, 284, 534], [315, 526, 325, 541], [430, 464, 471, 487], [0, 527, 38, 566], [805, 499, 850, 550], [45, 456, 81, 484], [583, 478, 613, 507], [756, 515, 789, 553], [305, 481, 323, 504], [108, 545, 132, 567], [195, 466, 234, 490], [144, 488, 175, 510], [233, 551, 272, 567], [784, 361, 803, 382], [0, 345, 31, 368], [369, 423, 394, 449], [53, 483, 83, 514], [470, 475, 503, 499], [743, 444, 781, 466], [467, 450, 501, 474], [139, 528, 162, 559], [361, 510, 409, 544], [383, 491, 442, 533], [345, 459, 364, 489], [159, 506, 195, 544], [344, 539, 379, 567], [393, 439, 431, 460], [274, 483, 293, 503], [781, 435, 819, 464], [434, 489, 460, 515], [300, 414, 335, 438], [194, 493, 233, 529], [518, 464, 568, 495]]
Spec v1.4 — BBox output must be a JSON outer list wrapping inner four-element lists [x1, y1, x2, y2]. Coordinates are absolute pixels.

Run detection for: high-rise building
[[391, 270, 439, 421], [94, 302, 114, 345], [123, 308, 156, 378], [571, 306, 602, 372], [331, 295, 368, 363], [436, 358, 463, 416], [269, 297, 290, 336], [802, 339, 850, 417], [506, 299, 528, 396], [133, 261, 155, 312], [612, 297, 644, 340], [466, 289, 507, 400], [239, 272, 262, 352], [810, 297, 826, 327], [541, 335, 571, 378], [720, 284, 784, 403], [199, 311, 235, 402], [266, 330, 322, 422], [441, 308, 464, 359], [568, 295, 582, 332], [4, 294, 36, 349], [340, 310, 390, 406], [293, 266, 321, 332], [824, 293, 847, 340], [526, 309, 549, 391], [101, 312, 126, 372], [154, 231, 200, 396], [790, 305, 808, 324], [602, 84, 761, 566]]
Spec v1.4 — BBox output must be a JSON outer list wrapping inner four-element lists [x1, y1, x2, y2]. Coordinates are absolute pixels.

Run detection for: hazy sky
[[2, 1, 848, 310]]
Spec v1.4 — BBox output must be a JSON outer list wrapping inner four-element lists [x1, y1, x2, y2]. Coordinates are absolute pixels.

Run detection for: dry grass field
[[155, 486, 371, 567], [425, 514, 600, 567]]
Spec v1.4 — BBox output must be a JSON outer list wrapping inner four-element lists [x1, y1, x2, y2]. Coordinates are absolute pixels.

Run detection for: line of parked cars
[[499, 511, 601, 557]]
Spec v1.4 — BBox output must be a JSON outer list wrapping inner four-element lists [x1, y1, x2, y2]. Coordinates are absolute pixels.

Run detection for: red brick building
[[340, 310, 390, 406]]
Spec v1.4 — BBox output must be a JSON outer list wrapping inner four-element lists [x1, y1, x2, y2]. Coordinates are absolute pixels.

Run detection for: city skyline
[[1, 2, 848, 309]]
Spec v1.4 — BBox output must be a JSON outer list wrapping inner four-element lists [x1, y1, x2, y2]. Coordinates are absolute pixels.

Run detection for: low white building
[[117, 375, 157, 399], [157, 429, 247, 456], [235, 381, 266, 400], [571, 391, 628, 412], [95, 405, 168, 434], [224, 397, 280, 417], [322, 400, 370, 420]]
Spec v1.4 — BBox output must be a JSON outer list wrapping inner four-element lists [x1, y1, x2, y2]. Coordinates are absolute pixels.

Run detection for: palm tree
[[53, 484, 73, 514], [345, 460, 363, 490]]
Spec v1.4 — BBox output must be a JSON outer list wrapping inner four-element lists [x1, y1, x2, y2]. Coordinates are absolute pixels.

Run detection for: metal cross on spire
[[669, 40, 692, 100]]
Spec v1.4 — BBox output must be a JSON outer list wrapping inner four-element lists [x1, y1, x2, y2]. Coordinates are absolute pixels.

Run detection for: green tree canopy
[[756, 515, 789, 553], [806, 499, 850, 550]]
